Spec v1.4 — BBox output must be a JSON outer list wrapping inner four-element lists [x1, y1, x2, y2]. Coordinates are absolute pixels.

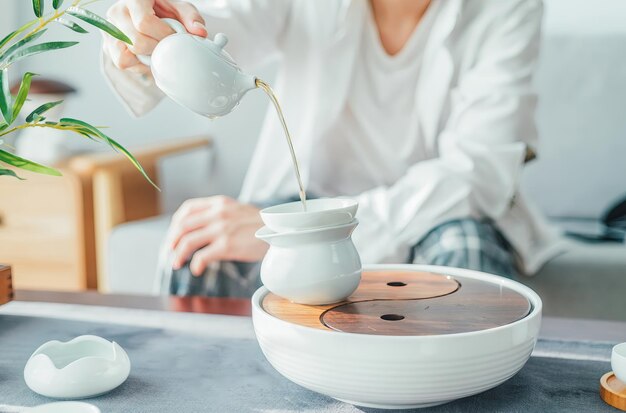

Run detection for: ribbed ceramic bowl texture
[[252, 264, 542, 409]]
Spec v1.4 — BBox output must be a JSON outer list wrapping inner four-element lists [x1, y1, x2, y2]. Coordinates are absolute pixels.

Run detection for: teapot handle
[[137, 18, 187, 66]]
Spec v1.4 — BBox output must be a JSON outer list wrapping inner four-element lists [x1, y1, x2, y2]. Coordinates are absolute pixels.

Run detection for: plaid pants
[[162, 217, 519, 297]]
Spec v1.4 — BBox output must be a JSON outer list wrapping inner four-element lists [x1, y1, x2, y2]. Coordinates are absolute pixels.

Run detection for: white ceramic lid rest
[[24, 335, 131, 399]]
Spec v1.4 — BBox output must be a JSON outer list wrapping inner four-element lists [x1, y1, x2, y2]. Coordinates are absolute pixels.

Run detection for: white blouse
[[103, 0, 565, 274], [310, 2, 441, 197]]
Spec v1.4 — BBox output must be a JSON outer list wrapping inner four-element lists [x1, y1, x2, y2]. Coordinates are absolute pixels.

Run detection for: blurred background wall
[[525, 0, 626, 218]]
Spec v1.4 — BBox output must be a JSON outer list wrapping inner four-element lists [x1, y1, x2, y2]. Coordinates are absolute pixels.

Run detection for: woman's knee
[[411, 218, 518, 278]]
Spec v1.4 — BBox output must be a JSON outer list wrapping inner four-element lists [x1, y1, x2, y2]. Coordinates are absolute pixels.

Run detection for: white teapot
[[138, 19, 257, 118]]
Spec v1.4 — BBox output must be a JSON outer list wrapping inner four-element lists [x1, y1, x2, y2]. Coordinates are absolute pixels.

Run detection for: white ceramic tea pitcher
[[255, 220, 362, 305], [137, 19, 257, 118]]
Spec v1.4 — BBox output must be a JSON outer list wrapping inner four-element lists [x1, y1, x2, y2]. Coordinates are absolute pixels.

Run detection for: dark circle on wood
[[387, 281, 407, 287], [380, 314, 405, 321]]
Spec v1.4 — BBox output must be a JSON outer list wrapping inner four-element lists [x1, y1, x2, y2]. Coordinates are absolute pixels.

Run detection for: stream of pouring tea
[[255, 78, 307, 211]]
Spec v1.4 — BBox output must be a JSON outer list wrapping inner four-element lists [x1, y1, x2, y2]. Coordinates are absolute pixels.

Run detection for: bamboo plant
[[0, 0, 156, 187]]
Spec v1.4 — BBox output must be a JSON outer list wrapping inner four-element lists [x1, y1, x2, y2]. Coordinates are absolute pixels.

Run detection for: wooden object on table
[[262, 269, 531, 335], [0, 136, 211, 291], [14, 289, 252, 316], [0, 164, 95, 290], [0, 265, 12, 305], [601, 372, 626, 411]]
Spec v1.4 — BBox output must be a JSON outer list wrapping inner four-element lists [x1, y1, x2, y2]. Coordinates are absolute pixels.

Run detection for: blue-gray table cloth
[[0, 302, 618, 413]]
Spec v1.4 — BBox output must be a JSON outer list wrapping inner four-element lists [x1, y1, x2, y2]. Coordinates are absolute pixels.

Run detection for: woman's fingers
[[127, 0, 175, 40], [168, 196, 238, 269], [169, 0, 207, 37], [171, 196, 234, 226], [106, 37, 148, 73], [115, 7, 159, 56], [190, 241, 226, 276], [105, 0, 207, 74], [105, 1, 151, 72], [172, 198, 217, 222], [168, 198, 225, 248], [169, 209, 214, 250], [172, 222, 225, 269]]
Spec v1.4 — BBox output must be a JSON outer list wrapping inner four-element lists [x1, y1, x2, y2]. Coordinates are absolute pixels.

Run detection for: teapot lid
[[202, 33, 237, 67]]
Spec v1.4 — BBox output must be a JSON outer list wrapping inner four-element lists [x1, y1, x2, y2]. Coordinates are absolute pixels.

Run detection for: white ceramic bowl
[[252, 264, 542, 410], [612, 342, 626, 383], [24, 335, 131, 399], [260, 198, 358, 233]]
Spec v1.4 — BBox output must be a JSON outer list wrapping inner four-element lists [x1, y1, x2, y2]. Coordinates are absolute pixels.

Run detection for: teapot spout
[[237, 73, 258, 95]]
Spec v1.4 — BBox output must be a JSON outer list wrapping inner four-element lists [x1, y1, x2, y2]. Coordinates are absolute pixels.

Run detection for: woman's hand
[[168, 196, 269, 276], [104, 0, 208, 74]]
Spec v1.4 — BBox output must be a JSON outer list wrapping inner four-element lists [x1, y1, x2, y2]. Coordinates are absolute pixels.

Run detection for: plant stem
[[25, 10, 65, 39], [0, 122, 80, 138], [9, 0, 84, 50]]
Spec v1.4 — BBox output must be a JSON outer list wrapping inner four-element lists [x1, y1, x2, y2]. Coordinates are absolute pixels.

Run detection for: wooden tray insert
[[262, 269, 531, 335], [263, 270, 459, 330]]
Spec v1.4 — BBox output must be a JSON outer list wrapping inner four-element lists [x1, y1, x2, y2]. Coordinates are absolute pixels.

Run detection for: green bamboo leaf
[[55, 18, 88, 34], [0, 29, 47, 64], [0, 149, 61, 176], [0, 20, 38, 51], [53, 0, 65, 10], [25, 100, 63, 123], [32, 0, 44, 18], [66, 7, 132, 45], [4, 41, 79, 67], [0, 168, 25, 179], [12, 72, 38, 120], [60, 117, 158, 189], [0, 69, 11, 123], [0, 121, 8, 132]]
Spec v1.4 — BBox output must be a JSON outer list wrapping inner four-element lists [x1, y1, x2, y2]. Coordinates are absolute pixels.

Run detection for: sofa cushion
[[107, 215, 171, 295], [522, 240, 626, 321]]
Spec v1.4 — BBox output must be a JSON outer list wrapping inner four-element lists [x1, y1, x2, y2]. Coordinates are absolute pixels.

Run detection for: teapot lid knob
[[214, 33, 228, 49]]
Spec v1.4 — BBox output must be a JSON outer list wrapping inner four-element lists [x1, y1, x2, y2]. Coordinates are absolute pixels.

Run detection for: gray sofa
[[107, 0, 626, 321]]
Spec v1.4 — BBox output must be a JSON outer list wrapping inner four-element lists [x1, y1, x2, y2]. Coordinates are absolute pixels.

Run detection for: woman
[[103, 0, 563, 297]]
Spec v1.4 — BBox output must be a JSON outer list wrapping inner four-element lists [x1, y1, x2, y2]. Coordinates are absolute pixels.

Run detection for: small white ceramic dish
[[24, 335, 131, 399], [260, 198, 358, 233], [252, 264, 542, 410], [256, 220, 361, 304], [612, 342, 626, 383], [25, 402, 101, 413]]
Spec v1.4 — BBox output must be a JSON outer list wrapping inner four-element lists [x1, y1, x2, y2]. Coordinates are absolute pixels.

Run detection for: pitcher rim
[[255, 218, 359, 240]]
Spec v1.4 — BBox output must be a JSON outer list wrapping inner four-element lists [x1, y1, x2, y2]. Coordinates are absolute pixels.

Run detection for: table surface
[[12, 289, 626, 343], [13, 289, 252, 315], [2, 291, 626, 412]]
